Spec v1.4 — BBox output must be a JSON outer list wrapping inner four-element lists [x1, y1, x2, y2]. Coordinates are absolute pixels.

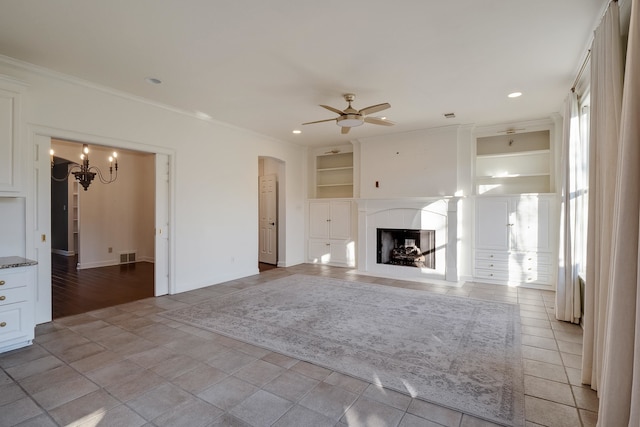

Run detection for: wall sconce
[[51, 144, 119, 191]]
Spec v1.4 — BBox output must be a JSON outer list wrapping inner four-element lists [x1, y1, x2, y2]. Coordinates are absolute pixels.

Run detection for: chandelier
[[50, 144, 119, 191]]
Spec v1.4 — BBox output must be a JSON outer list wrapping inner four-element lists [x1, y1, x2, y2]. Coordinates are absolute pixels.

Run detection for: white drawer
[[475, 251, 509, 262], [474, 268, 510, 281], [521, 274, 551, 285], [518, 263, 552, 275], [475, 259, 509, 271], [0, 305, 25, 341], [0, 270, 29, 290], [0, 286, 29, 306], [513, 252, 552, 266]]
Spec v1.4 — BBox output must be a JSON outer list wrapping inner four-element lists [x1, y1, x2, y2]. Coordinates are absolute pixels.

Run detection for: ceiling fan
[[302, 93, 395, 134]]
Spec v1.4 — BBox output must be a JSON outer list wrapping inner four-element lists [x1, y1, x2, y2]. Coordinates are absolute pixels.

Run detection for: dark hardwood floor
[[51, 253, 155, 319], [258, 262, 277, 272]]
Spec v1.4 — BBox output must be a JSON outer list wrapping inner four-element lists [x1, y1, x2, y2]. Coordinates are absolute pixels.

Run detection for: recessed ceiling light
[[145, 77, 162, 85], [292, 130, 302, 134], [508, 92, 522, 98], [195, 111, 212, 120]]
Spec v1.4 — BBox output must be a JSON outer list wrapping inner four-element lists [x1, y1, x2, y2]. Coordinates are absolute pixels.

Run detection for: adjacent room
[[0, 1, 638, 426]]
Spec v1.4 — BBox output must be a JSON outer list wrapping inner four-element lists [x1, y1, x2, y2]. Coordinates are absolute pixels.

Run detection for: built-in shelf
[[317, 166, 353, 172], [317, 183, 354, 187], [315, 151, 353, 198], [475, 130, 551, 195], [476, 149, 551, 159]]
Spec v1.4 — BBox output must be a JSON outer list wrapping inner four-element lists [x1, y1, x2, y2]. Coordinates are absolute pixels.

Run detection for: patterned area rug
[[161, 274, 524, 426]]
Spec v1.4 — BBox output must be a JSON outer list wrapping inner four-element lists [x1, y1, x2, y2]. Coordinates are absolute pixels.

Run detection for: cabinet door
[[309, 201, 330, 239], [476, 197, 510, 251], [0, 87, 20, 192], [329, 201, 352, 240], [513, 196, 552, 252], [330, 241, 352, 266], [308, 240, 331, 264]]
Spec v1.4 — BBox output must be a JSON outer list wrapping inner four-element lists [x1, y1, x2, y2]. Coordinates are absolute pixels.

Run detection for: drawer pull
[[489, 255, 494, 258], [0, 322, 6, 327], [489, 273, 493, 277], [490, 264, 494, 267], [528, 268, 532, 271], [0, 280, 5, 286], [0, 296, 5, 301]]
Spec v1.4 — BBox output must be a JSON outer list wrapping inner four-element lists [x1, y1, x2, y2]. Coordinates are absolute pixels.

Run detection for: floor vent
[[119, 252, 137, 264]]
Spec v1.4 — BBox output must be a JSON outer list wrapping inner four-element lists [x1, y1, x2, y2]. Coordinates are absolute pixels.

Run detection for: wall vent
[[119, 252, 137, 264]]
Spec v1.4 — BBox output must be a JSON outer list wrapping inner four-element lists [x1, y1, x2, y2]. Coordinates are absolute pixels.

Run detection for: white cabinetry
[[0, 267, 35, 352], [474, 195, 556, 287], [308, 200, 355, 267], [0, 77, 25, 194]]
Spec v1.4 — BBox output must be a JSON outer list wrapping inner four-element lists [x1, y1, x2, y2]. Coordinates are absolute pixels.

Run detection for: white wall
[[0, 58, 307, 297], [357, 127, 460, 199]]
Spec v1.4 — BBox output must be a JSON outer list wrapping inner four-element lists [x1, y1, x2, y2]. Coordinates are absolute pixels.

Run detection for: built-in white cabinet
[[307, 200, 355, 267], [474, 195, 556, 287], [0, 267, 35, 352], [0, 77, 25, 194]]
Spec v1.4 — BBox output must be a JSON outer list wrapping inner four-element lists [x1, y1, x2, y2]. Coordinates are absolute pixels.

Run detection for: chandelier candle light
[[50, 144, 119, 191]]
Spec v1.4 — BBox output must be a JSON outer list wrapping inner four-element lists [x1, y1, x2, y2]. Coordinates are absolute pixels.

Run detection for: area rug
[[161, 274, 524, 426]]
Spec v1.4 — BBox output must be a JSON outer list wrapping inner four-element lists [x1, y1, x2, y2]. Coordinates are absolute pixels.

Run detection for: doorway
[[32, 129, 173, 324], [258, 157, 285, 271], [49, 139, 157, 318]]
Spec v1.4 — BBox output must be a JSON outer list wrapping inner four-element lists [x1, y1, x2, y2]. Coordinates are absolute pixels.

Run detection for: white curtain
[[582, 1, 624, 391], [555, 92, 582, 323], [597, 0, 640, 424]]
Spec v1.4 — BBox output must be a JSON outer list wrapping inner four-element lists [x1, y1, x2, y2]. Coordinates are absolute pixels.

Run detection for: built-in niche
[[376, 228, 435, 269]]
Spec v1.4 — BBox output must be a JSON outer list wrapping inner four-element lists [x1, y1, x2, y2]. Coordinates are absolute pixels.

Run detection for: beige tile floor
[[0, 264, 597, 427]]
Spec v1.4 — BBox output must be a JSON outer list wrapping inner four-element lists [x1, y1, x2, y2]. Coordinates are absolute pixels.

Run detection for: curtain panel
[[555, 92, 582, 324], [582, 1, 624, 392], [597, 0, 640, 423]]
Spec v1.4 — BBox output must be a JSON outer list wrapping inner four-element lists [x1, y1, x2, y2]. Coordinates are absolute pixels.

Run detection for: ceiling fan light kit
[[303, 93, 395, 134], [336, 114, 364, 127]]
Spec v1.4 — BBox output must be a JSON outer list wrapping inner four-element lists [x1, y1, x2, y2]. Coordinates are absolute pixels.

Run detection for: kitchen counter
[[0, 256, 38, 269]]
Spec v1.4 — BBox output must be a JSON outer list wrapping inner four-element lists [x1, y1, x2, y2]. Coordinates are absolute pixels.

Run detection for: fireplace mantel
[[355, 197, 461, 283]]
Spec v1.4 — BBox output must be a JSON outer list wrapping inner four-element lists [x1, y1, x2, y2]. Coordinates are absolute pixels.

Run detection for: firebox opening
[[376, 228, 436, 269]]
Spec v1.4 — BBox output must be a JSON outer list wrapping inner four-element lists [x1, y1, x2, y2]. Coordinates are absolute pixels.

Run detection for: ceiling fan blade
[[320, 105, 345, 115], [364, 117, 395, 126], [302, 118, 337, 125], [359, 103, 390, 115], [341, 126, 351, 135]]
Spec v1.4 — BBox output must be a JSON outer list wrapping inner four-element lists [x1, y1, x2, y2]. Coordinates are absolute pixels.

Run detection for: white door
[[328, 201, 352, 240], [308, 201, 330, 239], [513, 195, 552, 252], [258, 174, 277, 265], [155, 154, 170, 295], [476, 197, 511, 251], [34, 134, 52, 324]]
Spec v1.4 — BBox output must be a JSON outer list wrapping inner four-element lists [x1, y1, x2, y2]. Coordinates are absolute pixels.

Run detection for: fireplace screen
[[376, 228, 436, 269]]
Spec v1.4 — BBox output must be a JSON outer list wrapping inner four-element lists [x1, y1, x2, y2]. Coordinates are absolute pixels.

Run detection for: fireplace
[[356, 197, 460, 282], [377, 228, 435, 269]]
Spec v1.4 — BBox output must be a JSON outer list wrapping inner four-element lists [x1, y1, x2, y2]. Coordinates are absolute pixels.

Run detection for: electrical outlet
[[108, 247, 113, 253]]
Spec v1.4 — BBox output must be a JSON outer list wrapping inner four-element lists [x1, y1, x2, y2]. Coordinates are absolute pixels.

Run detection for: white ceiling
[[0, 1, 609, 147]]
